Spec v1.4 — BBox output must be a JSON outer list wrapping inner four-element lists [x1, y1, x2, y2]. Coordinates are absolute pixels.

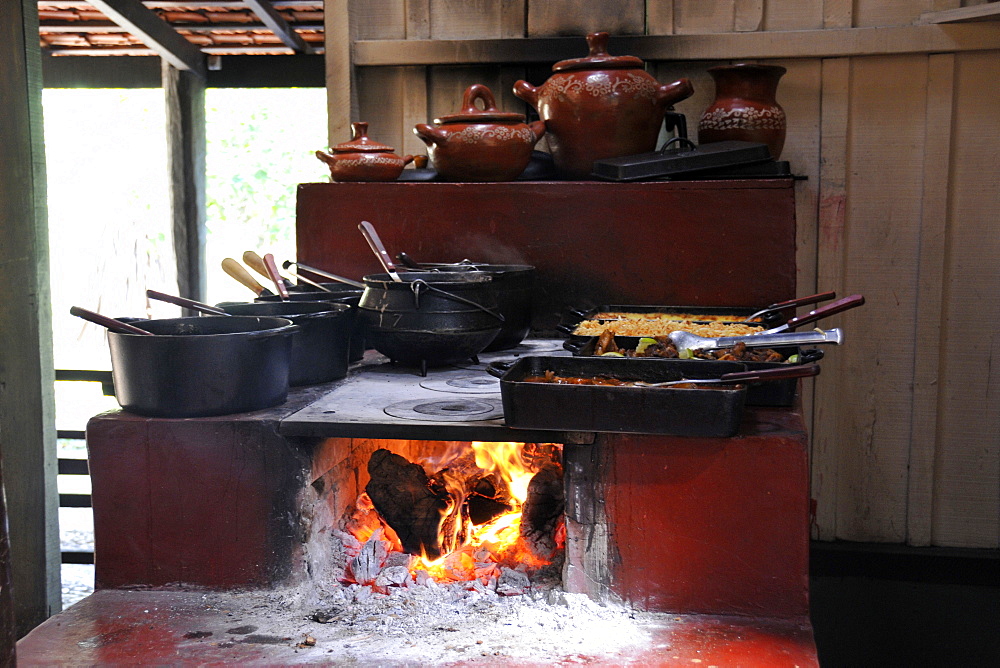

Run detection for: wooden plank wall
[[329, 0, 1000, 549]]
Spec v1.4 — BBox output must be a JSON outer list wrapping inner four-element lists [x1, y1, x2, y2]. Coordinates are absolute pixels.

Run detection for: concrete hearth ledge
[[18, 589, 818, 666]]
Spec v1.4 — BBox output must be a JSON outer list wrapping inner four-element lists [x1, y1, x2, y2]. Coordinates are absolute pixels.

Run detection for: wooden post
[[163, 62, 207, 302], [0, 0, 61, 637]]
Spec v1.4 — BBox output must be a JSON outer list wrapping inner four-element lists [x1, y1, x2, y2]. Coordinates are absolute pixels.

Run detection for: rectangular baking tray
[[490, 356, 747, 437], [562, 335, 817, 407]]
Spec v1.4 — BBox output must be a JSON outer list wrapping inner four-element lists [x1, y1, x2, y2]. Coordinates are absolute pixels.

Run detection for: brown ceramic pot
[[698, 63, 787, 159], [316, 121, 414, 182], [414, 84, 546, 182], [513, 32, 694, 179]]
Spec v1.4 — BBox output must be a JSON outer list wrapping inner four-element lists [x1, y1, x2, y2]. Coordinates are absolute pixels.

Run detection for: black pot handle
[[562, 339, 584, 354], [410, 279, 505, 322], [556, 323, 575, 335], [485, 361, 514, 379], [798, 348, 825, 364], [659, 136, 697, 154]]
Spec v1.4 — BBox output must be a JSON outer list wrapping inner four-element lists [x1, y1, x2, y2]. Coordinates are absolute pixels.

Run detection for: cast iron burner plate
[[384, 397, 503, 422], [419, 374, 501, 394]]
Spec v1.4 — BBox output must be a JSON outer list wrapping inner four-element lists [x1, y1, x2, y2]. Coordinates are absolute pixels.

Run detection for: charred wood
[[520, 462, 565, 560], [365, 449, 447, 559]]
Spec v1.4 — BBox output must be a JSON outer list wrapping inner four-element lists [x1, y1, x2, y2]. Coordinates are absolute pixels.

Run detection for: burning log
[[366, 448, 518, 561], [365, 449, 449, 558], [519, 462, 565, 561]]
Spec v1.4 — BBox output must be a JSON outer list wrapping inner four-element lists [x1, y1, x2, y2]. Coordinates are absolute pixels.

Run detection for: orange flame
[[348, 442, 562, 585]]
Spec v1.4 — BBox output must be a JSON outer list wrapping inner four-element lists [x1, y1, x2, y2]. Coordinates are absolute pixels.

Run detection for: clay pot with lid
[[414, 84, 546, 182], [316, 122, 414, 182], [513, 32, 695, 179]]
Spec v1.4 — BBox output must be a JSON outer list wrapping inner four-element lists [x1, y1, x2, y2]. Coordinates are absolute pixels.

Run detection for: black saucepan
[[256, 283, 366, 361], [218, 301, 352, 386], [107, 316, 297, 418]]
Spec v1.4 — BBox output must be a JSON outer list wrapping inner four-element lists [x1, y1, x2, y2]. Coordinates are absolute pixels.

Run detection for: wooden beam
[[918, 4, 1000, 24], [243, 0, 314, 54], [353, 23, 1000, 66], [86, 0, 206, 76], [164, 62, 207, 303], [0, 0, 61, 637]]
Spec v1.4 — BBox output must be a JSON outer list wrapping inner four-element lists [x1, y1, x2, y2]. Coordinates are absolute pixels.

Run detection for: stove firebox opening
[[327, 441, 564, 594]]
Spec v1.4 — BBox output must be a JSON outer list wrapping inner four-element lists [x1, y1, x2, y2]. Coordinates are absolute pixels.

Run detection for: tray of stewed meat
[[486, 356, 820, 437], [562, 331, 821, 407]]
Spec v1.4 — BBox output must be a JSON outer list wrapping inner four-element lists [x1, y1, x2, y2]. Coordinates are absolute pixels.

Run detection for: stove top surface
[[279, 339, 588, 441]]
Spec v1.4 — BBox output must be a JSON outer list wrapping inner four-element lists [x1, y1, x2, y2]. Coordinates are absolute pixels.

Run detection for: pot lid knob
[[332, 121, 396, 153], [434, 84, 525, 124], [552, 31, 644, 72]]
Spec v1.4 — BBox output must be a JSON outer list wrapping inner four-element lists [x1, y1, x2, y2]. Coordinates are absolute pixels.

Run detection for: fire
[[343, 441, 563, 587]]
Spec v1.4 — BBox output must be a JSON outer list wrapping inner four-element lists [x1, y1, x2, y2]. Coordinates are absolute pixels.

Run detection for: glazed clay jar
[[514, 31, 694, 179], [413, 84, 546, 182], [698, 63, 787, 159], [316, 122, 414, 182]]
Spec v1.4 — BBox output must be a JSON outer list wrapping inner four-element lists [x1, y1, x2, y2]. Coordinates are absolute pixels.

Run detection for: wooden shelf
[[918, 3, 1000, 25], [352, 23, 1000, 67]]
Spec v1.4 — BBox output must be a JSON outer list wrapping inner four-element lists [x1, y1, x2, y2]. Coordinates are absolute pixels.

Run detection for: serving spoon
[[146, 290, 230, 316], [282, 260, 366, 289], [70, 306, 154, 335], [359, 220, 402, 281], [669, 327, 844, 354], [636, 363, 820, 387]]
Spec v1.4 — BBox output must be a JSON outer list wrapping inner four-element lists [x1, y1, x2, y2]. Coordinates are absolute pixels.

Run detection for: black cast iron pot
[[411, 263, 536, 351], [358, 272, 504, 373], [107, 315, 296, 418], [218, 301, 352, 386], [257, 284, 366, 361]]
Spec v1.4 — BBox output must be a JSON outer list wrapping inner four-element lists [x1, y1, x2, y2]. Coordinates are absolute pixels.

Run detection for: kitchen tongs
[[742, 291, 836, 323]]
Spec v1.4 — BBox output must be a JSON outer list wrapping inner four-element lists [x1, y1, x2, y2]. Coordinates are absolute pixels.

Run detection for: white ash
[[200, 577, 667, 665]]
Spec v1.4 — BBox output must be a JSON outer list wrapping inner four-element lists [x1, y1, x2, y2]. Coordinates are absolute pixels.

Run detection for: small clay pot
[[316, 122, 414, 182], [698, 63, 787, 159], [414, 84, 546, 182], [513, 32, 694, 179]]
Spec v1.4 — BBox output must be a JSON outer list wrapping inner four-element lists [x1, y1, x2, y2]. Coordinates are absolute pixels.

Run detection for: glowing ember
[[344, 442, 563, 588]]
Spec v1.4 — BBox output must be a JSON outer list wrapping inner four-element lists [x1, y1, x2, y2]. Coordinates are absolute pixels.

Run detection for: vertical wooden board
[[932, 50, 1000, 548], [526, 0, 645, 37], [853, 0, 933, 27], [832, 54, 930, 543], [772, 58, 823, 439], [356, 67, 411, 156], [734, 0, 764, 32], [646, 0, 675, 34], [0, 0, 61, 634], [822, 0, 853, 28], [907, 53, 955, 547], [500, 0, 526, 37], [406, 0, 431, 39], [352, 0, 406, 39], [325, 0, 353, 146], [811, 56, 850, 541], [762, 0, 824, 30], [429, 0, 503, 38], [399, 66, 430, 160], [673, 0, 735, 34]]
